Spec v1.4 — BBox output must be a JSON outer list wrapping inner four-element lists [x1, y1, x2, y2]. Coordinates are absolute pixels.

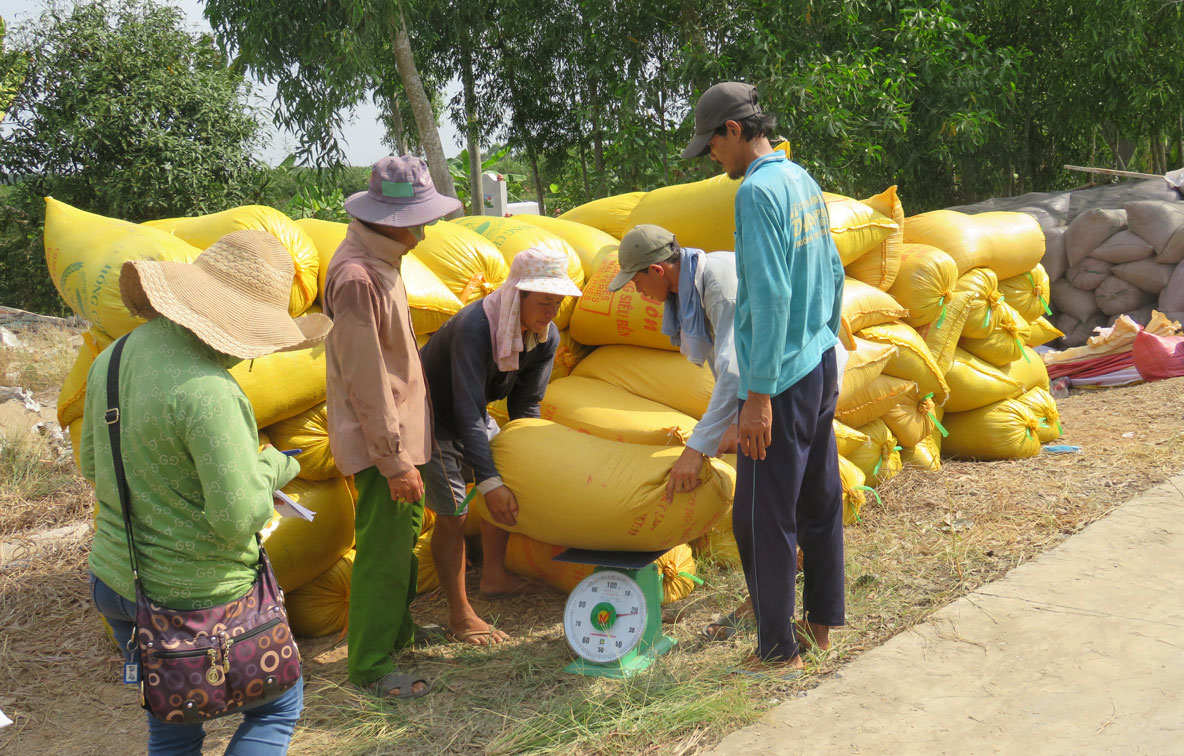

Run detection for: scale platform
[[554, 548, 677, 679]]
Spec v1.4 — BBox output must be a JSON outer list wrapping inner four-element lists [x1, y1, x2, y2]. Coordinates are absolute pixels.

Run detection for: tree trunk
[[1151, 132, 1167, 175], [390, 14, 459, 209], [529, 147, 546, 216], [577, 136, 590, 203], [1177, 115, 1183, 169], [590, 80, 605, 196], [388, 102, 406, 155], [460, 43, 483, 216]]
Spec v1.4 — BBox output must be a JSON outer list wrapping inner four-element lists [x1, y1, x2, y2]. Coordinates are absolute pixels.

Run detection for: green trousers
[[347, 465, 424, 686]]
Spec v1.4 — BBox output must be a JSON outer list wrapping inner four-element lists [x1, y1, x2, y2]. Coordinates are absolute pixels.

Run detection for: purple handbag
[[104, 336, 301, 724]]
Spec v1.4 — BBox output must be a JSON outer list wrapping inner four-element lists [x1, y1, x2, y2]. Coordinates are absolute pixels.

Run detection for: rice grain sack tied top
[[998, 265, 1052, 323], [1050, 278, 1100, 323], [958, 303, 1031, 367], [857, 322, 950, 405], [941, 396, 1042, 461], [472, 419, 734, 552], [887, 243, 958, 327], [1094, 275, 1154, 317], [1111, 258, 1176, 294], [955, 268, 1006, 340], [902, 210, 1045, 279], [414, 222, 510, 304], [943, 348, 1026, 413]]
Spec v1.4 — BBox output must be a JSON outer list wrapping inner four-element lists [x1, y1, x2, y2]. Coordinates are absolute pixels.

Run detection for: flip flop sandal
[[702, 610, 752, 642], [360, 671, 432, 700], [412, 623, 449, 648]]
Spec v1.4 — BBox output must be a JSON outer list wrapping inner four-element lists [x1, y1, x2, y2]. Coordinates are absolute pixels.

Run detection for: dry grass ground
[[3, 322, 1183, 755]]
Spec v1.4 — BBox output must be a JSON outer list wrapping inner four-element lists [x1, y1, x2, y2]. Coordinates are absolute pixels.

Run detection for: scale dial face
[[564, 570, 648, 663]]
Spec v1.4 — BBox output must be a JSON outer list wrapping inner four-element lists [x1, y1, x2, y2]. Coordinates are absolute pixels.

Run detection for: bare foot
[[448, 614, 510, 646], [741, 652, 805, 672], [794, 619, 831, 653], [478, 573, 542, 598]]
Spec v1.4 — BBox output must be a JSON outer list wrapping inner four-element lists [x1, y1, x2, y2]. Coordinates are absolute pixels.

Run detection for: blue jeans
[[90, 573, 303, 756]]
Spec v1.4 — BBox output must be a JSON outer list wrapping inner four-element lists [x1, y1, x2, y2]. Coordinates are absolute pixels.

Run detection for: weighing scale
[[554, 548, 677, 678]]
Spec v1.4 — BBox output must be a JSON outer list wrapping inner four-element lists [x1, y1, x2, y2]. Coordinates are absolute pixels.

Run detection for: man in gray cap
[[683, 82, 847, 676], [609, 224, 739, 499], [323, 155, 460, 700]]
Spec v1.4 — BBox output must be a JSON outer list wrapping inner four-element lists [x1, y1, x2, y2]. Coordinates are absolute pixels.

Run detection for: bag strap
[[104, 335, 144, 588]]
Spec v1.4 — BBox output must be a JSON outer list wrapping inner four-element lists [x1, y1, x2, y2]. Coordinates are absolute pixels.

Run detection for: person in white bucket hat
[[419, 247, 582, 646], [323, 155, 461, 700]]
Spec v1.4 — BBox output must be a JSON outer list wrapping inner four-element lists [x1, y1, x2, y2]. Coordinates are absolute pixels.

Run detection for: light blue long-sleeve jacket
[[733, 152, 844, 398]]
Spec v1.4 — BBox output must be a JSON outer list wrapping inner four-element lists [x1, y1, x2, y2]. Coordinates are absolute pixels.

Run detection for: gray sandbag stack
[[950, 179, 1184, 347]]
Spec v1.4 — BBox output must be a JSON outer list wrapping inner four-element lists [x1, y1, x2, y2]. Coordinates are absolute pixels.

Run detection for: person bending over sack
[[418, 248, 582, 645]]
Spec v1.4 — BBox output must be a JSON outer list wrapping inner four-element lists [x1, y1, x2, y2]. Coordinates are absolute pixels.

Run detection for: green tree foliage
[[0, 0, 264, 313]]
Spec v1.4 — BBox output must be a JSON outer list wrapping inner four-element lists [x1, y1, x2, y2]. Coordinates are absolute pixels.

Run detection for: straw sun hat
[[120, 229, 332, 360]]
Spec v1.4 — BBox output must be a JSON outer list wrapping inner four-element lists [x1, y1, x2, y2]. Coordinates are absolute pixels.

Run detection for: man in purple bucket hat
[[323, 155, 460, 700]]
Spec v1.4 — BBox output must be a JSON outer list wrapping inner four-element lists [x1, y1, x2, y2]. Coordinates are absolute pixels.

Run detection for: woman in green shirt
[[80, 230, 330, 756]]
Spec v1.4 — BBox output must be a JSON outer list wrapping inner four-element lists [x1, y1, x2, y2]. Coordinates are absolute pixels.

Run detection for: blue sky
[[1, 0, 465, 166]]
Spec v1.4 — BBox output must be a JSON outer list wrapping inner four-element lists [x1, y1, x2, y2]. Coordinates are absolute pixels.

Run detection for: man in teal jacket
[[683, 81, 846, 674]]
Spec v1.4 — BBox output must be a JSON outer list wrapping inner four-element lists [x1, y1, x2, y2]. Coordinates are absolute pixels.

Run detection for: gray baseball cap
[[681, 82, 763, 159], [608, 224, 678, 291]]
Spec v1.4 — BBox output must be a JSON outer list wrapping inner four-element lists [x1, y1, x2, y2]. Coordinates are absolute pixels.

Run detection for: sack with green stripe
[[998, 264, 1052, 323], [944, 348, 1026, 413], [887, 243, 958, 327], [941, 397, 1042, 460], [848, 418, 902, 487], [1016, 387, 1062, 443], [958, 304, 1032, 367], [956, 267, 1006, 340]]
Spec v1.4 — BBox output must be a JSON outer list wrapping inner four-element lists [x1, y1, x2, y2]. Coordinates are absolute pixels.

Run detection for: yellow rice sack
[[505, 535, 698, 604], [849, 419, 902, 487], [998, 264, 1053, 323], [541, 376, 697, 446], [903, 210, 1046, 279], [622, 144, 791, 253], [692, 463, 739, 570], [264, 477, 356, 592], [835, 375, 916, 429], [915, 291, 973, 375], [513, 214, 619, 275], [833, 420, 871, 459], [844, 186, 904, 290], [839, 338, 896, 408], [148, 205, 319, 317], [45, 198, 202, 338], [880, 387, 938, 448], [265, 403, 337, 481], [415, 526, 438, 594], [858, 322, 950, 405], [887, 244, 958, 327], [558, 192, 647, 239], [901, 430, 942, 472], [472, 419, 734, 551], [1027, 317, 1064, 347], [625, 173, 742, 253], [956, 268, 1006, 339], [569, 248, 678, 351], [942, 397, 1042, 460], [296, 218, 463, 335], [1016, 387, 1062, 443], [944, 348, 1027, 413], [454, 216, 584, 282], [959, 304, 1031, 367], [999, 345, 1050, 391], [841, 278, 909, 333], [550, 329, 595, 382], [57, 327, 114, 429], [823, 192, 899, 265], [571, 344, 715, 419], [286, 550, 354, 637], [230, 344, 327, 428], [838, 455, 868, 525], [410, 221, 509, 304]]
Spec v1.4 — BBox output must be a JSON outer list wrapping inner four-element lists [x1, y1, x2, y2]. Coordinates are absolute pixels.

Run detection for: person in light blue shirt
[[683, 81, 846, 676], [608, 223, 740, 500]]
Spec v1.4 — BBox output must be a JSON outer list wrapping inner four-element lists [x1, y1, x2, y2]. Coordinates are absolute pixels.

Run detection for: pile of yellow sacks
[[49, 161, 1064, 636]]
